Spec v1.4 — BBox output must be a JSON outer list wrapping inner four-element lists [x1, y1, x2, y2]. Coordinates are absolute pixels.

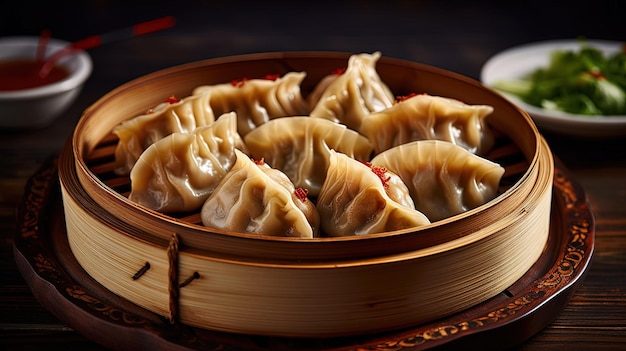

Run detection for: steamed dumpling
[[128, 112, 246, 212], [360, 93, 496, 155], [243, 116, 374, 196], [370, 140, 505, 222], [200, 149, 319, 238], [113, 93, 216, 175], [316, 150, 430, 237], [254, 159, 320, 237], [308, 52, 395, 131], [192, 72, 309, 136]]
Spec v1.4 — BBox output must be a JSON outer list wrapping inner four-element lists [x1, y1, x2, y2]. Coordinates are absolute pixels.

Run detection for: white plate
[[480, 39, 626, 137]]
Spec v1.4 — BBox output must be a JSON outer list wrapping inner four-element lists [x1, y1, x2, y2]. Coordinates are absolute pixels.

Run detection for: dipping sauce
[[0, 59, 69, 91]]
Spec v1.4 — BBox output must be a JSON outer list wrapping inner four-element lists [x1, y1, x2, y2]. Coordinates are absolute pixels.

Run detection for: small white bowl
[[481, 39, 626, 137], [0, 36, 92, 128]]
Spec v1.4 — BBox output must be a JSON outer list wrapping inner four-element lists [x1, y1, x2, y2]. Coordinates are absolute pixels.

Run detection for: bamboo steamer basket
[[58, 52, 554, 338]]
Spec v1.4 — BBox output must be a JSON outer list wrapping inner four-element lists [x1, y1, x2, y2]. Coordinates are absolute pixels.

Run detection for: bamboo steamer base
[[14, 155, 594, 351]]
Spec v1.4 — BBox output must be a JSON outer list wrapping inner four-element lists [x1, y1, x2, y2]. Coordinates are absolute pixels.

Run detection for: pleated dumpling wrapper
[[201, 149, 319, 238], [244, 116, 373, 197], [308, 51, 395, 131], [192, 72, 309, 137], [371, 140, 505, 222], [128, 112, 247, 213], [113, 92, 216, 175], [360, 93, 496, 156], [316, 150, 430, 237]]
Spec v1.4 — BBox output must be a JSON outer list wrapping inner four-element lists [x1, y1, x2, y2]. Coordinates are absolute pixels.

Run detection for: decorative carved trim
[[361, 166, 592, 350], [17, 158, 151, 328]]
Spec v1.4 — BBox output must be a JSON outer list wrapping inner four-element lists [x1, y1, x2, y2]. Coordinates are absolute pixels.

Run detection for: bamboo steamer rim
[[67, 51, 544, 261]]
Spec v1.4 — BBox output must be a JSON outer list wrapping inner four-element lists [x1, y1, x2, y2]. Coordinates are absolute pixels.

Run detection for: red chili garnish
[[358, 160, 390, 188], [263, 74, 280, 81], [370, 165, 390, 188], [231, 77, 249, 87], [332, 67, 346, 75], [164, 95, 180, 104], [294, 187, 309, 202], [253, 157, 265, 166]]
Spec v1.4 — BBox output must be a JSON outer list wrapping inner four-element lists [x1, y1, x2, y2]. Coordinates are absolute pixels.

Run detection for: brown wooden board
[[13, 155, 594, 351]]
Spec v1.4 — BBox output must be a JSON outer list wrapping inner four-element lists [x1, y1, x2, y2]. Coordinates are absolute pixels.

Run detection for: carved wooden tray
[[13, 155, 594, 351]]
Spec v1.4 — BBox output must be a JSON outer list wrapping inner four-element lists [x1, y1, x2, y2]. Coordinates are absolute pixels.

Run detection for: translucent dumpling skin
[[316, 150, 430, 237], [201, 149, 319, 238], [309, 52, 395, 131], [128, 112, 246, 212], [192, 72, 309, 137], [113, 92, 216, 175], [359, 161, 416, 209], [370, 140, 505, 222], [244, 116, 373, 196], [360, 93, 496, 155]]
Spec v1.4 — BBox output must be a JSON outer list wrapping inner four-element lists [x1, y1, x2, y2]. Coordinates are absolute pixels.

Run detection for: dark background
[[3, 0, 624, 184], [2, 0, 624, 93]]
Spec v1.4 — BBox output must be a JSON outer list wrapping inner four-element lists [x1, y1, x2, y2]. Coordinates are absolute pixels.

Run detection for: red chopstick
[[39, 16, 176, 78], [36, 29, 51, 63]]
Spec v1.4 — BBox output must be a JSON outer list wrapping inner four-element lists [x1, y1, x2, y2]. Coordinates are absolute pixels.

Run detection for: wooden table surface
[[1, 1, 625, 350]]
